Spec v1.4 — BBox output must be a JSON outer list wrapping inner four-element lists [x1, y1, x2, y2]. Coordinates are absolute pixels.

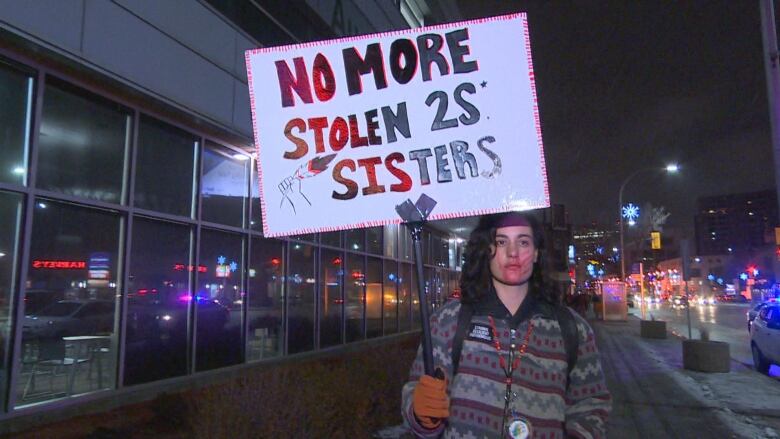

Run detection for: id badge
[[507, 418, 531, 439]]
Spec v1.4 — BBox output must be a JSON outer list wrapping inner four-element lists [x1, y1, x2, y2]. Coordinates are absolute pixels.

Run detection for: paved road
[[629, 302, 780, 375]]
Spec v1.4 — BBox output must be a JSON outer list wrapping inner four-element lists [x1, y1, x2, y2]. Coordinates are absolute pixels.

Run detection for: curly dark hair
[[459, 211, 558, 305]]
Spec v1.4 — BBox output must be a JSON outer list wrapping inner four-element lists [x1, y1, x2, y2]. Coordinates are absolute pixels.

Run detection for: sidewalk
[[595, 316, 780, 439], [377, 316, 780, 438]]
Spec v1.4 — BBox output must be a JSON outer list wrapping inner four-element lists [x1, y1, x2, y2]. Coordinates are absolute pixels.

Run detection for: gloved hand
[[412, 371, 449, 429]]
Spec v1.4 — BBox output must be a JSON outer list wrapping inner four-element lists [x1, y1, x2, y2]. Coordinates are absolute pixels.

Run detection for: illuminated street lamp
[[619, 164, 680, 282]]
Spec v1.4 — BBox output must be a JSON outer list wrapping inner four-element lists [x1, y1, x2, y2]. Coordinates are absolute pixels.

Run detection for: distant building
[[572, 222, 619, 288], [694, 189, 778, 256], [541, 205, 575, 297]]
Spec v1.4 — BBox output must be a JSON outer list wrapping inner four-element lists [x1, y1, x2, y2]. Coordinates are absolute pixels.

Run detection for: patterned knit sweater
[[402, 293, 611, 438]]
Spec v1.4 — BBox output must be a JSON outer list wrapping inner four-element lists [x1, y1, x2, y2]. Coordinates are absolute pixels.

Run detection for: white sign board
[[245, 13, 549, 237], [601, 281, 627, 321]]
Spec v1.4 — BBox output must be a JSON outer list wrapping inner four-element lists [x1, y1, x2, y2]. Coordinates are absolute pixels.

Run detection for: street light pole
[[618, 164, 679, 282]]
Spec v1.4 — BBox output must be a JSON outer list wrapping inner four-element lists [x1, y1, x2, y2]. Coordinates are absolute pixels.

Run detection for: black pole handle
[[409, 222, 435, 376]]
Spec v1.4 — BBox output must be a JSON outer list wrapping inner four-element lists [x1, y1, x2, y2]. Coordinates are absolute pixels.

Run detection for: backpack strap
[[451, 302, 474, 377], [554, 305, 580, 387]]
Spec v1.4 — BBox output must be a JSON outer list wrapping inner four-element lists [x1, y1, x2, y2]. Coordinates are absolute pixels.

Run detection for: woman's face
[[489, 225, 538, 286]]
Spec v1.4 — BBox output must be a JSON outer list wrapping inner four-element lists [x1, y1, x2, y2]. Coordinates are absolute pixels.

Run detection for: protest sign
[[245, 13, 549, 237]]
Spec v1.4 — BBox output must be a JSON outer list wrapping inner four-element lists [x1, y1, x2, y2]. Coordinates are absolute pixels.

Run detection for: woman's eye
[[495, 240, 507, 246]]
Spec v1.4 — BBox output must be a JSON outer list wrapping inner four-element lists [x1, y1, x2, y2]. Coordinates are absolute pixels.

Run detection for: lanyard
[[487, 315, 534, 437]]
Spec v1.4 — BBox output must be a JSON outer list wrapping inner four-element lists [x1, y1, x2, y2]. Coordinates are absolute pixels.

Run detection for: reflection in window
[[383, 225, 398, 258], [17, 200, 120, 406], [134, 116, 197, 217], [37, 80, 130, 204], [399, 227, 413, 262], [320, 231, 341, 248], [345, 253, 364, 342], [0, 62, 32, 186], [124, 218, 191, 386], [346, 229, 364, 252], [422, 231, 431, 265], [366, 257, 382, 338], [201, 143, 248, 227], [398, 263, 412, 332], [291, 233, 316, 242], [250, 162, 262, 231], [247, 237, 284, 361], [383, 259, 398, 335], [288, 243, 315, 354], [196, 229, 242, 371], [320, 249, 343, 348], [366, 227, 382, 255], [411, 264, 420, 329], [0, 192, 22, 409]]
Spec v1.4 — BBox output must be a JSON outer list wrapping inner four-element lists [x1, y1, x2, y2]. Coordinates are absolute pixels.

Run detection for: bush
[[187, 334, 420, 438]]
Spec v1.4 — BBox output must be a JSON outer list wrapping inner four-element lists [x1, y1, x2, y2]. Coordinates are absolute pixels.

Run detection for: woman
[[402, 211, 611, 438]]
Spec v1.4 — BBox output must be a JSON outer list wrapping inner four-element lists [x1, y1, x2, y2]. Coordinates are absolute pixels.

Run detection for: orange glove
[[412, 372, 449, 429]]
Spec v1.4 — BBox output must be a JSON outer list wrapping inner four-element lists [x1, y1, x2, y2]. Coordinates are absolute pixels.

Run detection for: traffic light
[[650, 231, 661, 250]]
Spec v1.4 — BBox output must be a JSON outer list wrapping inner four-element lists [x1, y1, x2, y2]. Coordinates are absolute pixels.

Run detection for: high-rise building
[[694, 189, 778, 256]]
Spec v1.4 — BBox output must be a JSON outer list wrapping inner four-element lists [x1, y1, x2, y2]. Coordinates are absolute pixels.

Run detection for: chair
[[86, 338, 112, 390], [21, 338, 91, 400]]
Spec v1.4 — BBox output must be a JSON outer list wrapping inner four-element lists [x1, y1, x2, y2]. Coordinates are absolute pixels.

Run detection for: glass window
[[124, 218, 191, 386], [291, 233, 316, 242], [411, 263, 420, 329], [320, 231, 341, 248], [422, 230, 431, 265], [399, 225, 413, 262], [346, 229, 364, 252], [0, 191, 22, 409], [398, 263, 412, 332], [201, 143, 248, 227], [134, 116, 197, 217], [383, 259, 398, 335], [250, 161, 262, 231], [247, 237, 284, 361], [196, 229, 242, 371], [345, 253, 364, 342], [438, 237, 449, 267], [0, 62, 33, 186], [366, 227, 382, 255], [37, 80, 130, 204], [366, 257, 382, 338], [288, 243, 315, 354], [383, 225, 398, 258], [17, 200, 120, 406], [320, 249, 343, 348], [449, 270, 460, 298]]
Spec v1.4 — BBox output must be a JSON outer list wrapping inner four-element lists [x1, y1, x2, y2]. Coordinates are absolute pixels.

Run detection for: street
[[630, 301, 780, 376]]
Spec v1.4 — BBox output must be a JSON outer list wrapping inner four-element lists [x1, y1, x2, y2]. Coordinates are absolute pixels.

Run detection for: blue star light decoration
[[740, 273, 748, 281], [217, 255, 226, 265], [229, 261, 238, 272], [622, 203, 640, 222]]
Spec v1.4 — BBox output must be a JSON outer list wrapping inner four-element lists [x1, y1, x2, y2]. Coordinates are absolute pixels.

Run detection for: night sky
[[456, 1, 775, 230]]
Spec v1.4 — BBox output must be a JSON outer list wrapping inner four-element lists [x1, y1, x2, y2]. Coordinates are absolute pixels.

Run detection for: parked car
[[747, 302, 769, 332], [23, 299, 114, 339], [750, 304, 780, 374]]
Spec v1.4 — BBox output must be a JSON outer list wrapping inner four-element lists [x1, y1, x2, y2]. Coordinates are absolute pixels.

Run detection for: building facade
[[694, 189, 778, 256], [0, 0, 462, 421]]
